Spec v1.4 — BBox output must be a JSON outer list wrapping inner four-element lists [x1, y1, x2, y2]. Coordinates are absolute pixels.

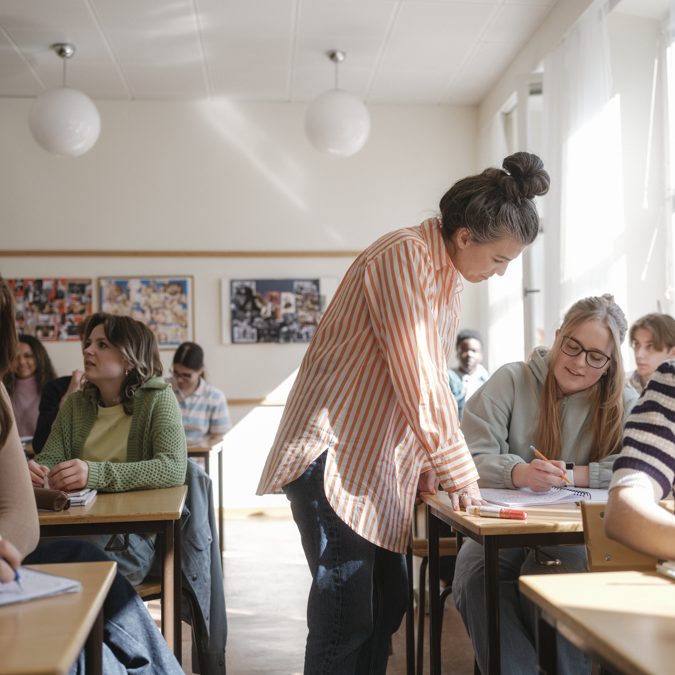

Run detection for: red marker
[[465, 505, 527, 520]]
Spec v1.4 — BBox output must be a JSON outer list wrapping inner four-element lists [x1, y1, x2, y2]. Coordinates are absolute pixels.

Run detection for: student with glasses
[[452, 294, 639, 675], [170, 342, 231, 447]]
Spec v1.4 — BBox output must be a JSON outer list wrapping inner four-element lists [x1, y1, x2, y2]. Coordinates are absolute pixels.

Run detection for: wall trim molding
[[0, 250, 360, 258], [228, 398, 286, 407]]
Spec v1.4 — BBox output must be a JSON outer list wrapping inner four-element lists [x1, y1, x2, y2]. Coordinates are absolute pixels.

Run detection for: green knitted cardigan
[[35, 377, 187, 492]]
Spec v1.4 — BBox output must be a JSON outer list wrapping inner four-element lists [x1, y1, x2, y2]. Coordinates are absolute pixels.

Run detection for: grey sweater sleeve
[[461, 369, 526, 489]]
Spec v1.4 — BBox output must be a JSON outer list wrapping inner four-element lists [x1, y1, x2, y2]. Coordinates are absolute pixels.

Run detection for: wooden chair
[[405, 536, 458, 675], [580, 501, 658, 572]]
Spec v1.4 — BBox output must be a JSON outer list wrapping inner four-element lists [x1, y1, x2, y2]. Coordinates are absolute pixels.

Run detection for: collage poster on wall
[[227, 278, 337, 344], [99, 277, 193, 348], [10, 278, 92, 341]]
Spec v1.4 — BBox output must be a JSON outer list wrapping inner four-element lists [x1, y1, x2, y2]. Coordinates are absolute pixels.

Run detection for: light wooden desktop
[[422, 491, 585, 675], [0, 561, 116, 675], [520, 570, 675, 675], [38, 486, 187, 657]]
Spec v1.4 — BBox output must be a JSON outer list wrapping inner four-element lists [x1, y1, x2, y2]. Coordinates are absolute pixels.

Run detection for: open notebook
[[479, 486, 610, 508], [0, 567, 82, 607]]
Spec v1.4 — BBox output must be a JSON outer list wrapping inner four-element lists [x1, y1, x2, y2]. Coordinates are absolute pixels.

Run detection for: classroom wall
[[0, 99, 480, 422]]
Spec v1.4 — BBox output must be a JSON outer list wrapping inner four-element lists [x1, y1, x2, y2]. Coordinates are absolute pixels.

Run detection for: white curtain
[[478, 113, 526, 373], [542, 0, 625, 343]]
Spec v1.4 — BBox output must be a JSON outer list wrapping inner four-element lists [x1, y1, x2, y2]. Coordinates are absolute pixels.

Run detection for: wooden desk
[[39, 486, 187, 658], [0, 561, 116, 675], [520, 570, 675, 675], [423, 492, 585, 675], [187, 444, 224, 558]]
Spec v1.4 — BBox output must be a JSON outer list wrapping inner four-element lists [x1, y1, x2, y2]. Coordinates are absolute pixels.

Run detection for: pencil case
[[33, 487, 71, 511]]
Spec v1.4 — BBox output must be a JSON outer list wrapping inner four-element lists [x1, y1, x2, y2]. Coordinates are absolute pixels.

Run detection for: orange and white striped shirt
[[257, 218, 479, 553]]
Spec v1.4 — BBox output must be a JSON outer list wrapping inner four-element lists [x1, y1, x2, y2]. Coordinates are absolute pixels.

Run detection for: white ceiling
[[0, 0, 558, 105]]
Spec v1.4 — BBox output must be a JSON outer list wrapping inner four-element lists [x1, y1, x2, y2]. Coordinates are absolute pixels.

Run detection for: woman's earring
[[125, 370, 129, 377]]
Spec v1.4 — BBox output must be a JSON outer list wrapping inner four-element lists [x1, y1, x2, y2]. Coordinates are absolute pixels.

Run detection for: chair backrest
[[581, 501, 658, 572]]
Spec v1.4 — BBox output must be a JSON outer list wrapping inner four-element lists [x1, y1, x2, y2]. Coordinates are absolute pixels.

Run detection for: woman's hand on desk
[[0, 538, 22, 583], [48, 459, 89, 491], [448, 481, 486, 511], [512, 459, 567, 492], [27, 459, 49, 487], [415, 469, 440, 505]]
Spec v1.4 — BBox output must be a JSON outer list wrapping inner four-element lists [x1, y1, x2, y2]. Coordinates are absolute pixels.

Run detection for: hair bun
[[501, 152, 550, 202]]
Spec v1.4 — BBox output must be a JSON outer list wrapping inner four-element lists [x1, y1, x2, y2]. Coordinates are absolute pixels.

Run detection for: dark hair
[[439, 152, 550, 246], [3, 334, 57, 396], [629, 313, 675, 352], [173, 342, 204, 371], [0, 277, 18, 449], [456, 329, 483, 348], [81, 313, 163, 415]]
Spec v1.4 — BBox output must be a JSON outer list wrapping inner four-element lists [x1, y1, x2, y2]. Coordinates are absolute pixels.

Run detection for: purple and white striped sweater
[[610, 359, 675, 501]]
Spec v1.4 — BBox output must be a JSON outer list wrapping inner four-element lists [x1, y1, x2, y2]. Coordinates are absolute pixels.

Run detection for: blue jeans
[[24, 539, 183, 675], [41, 533, 156, 586], [453, 539, 592, 675], [283, 451, 408, 675]]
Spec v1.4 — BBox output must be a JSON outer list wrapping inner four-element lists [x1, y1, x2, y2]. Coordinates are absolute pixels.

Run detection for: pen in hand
[[0, 534, 23, 591], [530, 446, 572, 485]]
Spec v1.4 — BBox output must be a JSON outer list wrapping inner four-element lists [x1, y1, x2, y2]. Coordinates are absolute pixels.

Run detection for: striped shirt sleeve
[[610, 359, 675, 501], [364, 237, 478, 490], [209, 390, 232, 435]]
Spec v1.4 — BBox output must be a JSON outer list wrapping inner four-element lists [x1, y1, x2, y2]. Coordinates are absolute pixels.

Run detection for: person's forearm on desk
[[604, 485, 675, 560]]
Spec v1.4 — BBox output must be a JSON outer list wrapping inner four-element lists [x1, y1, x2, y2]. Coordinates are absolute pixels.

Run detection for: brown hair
[[0, 277, 18, 449], [3, 334, 57, 395], [81, 313, 163, 415], [535, 294, 628, 463], [440, 152, 550, 247], [629, 313, 675, 352]]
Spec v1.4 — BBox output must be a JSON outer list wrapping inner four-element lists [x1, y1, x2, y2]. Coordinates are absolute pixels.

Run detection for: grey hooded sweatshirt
[[461, 348, 639, 489]]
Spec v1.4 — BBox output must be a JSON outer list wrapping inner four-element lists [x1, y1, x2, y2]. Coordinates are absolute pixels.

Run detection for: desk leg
[[84, 606, 103, 675], [428, 507, 441, 675], [218, 447, 224, 556], [162, 520, 176, 653], [536, 611, 557, 675], [484, 536, 500, 675], [204, 453, 211, 477], [174, 517, 183, 664]]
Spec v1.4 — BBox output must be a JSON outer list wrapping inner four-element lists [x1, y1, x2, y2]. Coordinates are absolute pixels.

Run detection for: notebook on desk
[[479, 486, 610, 508], [0, 567, 82, 607], [63, 488, 97, 507]]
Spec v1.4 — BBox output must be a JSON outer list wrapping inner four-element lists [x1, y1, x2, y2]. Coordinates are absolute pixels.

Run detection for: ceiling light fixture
[[305, 50, 370, 158], [29, 43, 101, 158]]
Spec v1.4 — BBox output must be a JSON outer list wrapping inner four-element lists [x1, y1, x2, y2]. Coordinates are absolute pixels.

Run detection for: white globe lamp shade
[[305, 89, 370, 158], [29, 87, 101, 158]]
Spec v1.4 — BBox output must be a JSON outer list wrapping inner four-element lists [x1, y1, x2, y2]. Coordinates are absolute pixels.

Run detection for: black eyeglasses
[[170, 368, 197, 381], [560, 336, 611, 369]]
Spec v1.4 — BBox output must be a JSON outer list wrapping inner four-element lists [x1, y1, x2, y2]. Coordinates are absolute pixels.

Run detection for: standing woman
[[257, 152, 550, 674], [170, 341, 232, 446], [2, 335, 56, 439]]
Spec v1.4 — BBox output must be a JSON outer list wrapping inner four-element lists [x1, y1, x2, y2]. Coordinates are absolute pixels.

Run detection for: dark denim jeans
[[24, 539, 183, 675], [283, 451, 408, 675]]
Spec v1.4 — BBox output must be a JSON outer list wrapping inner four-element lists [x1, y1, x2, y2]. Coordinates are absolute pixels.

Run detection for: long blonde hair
[[535, 294, 628, 462]]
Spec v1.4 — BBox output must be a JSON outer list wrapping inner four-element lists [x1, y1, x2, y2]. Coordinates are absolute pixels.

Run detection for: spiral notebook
[[479, 486, 610, 508]]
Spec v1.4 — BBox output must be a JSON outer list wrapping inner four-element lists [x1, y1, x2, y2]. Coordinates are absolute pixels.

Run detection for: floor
[[147, 512, 477, 675]]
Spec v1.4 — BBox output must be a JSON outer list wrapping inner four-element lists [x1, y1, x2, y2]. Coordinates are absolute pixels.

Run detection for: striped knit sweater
[[35, 377, 187, 493], [610, 359, 675, 501]]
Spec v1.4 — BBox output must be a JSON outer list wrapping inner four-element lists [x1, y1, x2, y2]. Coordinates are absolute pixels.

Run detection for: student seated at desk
[[2, 334, 57, 439], [170, 341, 231, 447], [0, 278, 183, 675], [605, 358, 675, 556], [627, 313, 675, 395], [453, 294, 639, 675], [28, 312, 188, 585]]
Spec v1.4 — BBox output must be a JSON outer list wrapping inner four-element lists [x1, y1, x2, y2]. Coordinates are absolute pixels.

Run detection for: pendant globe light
[[29, 44, 101, 158], [305, 51, 370, 158]]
